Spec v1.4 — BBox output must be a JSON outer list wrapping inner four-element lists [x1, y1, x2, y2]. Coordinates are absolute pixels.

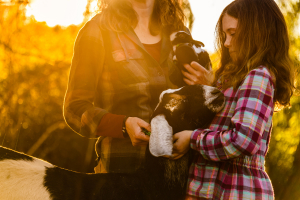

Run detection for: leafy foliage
[[0, 1, 97, 172], [1, 1, 300, 199], [265, 1, 300, 199]]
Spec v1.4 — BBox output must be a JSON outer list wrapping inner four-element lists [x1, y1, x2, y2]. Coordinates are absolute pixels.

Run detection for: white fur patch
[[149, 114, 173, 157], [165, 98, 183, 113], [170, 31, 187, 42], [193, 44, 204, 54], [173, 55, 177, 61], [173, 46, 176, 53], [0, 158, 53, 200], [159, 88, 183, 102], [203, 85, 225, 112], [170, 32, 177, 42], [154, 88, 183, 114]]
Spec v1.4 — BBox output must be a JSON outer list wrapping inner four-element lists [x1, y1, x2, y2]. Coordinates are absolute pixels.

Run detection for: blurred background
[[0, 0, 299, 199]]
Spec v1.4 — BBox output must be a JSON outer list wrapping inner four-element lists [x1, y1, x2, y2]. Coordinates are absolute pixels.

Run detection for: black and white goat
[[0, 85, 225, 200]]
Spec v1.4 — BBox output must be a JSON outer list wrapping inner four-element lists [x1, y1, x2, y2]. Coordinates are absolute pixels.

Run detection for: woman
[[171, 0, 295, 199], [63, 0, 187, 173]]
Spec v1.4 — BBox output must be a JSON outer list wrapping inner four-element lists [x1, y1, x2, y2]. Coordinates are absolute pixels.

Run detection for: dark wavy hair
[[214, 0, 295, 109], [97, 0, 185, 35]]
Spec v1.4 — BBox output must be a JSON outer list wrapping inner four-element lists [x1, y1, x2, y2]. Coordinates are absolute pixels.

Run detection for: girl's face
[[222, 13, 238, 60]]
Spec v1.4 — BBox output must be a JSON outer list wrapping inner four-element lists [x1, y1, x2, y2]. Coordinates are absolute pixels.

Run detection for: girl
[[171, 0, 295, 199]]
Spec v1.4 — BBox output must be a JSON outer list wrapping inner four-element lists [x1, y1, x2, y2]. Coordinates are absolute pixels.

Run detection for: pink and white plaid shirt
[[186, 66, 274, 200]]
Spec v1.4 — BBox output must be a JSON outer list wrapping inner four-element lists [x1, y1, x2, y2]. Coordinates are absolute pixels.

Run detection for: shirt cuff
[[96, 113, 126, 138], [190, 129, 204, 150]]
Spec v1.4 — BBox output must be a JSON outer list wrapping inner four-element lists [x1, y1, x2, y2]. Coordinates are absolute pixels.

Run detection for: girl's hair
[[97, 0, 185, 35], [214, 0, 295, 109]]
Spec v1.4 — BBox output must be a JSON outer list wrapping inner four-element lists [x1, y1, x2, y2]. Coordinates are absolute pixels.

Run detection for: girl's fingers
[[173, 132, 181, 141], [181, 70, 195, 81], [183, 64, 198, 76], [182, 62, 214, 86], [182, 71, 198, 85], [190, 61, 206, 72], [183, 78, 196, 85]]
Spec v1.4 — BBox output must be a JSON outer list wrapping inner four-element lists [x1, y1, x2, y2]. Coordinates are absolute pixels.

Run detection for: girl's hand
[[126, 117, 150, 147], [170, 130, 193, 160], [182, 61, 214, 86]]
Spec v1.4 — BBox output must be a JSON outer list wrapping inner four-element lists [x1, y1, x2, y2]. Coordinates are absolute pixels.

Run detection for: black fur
[[170, 31, 212, 86], [44, 167, 145, 200], [0, 146, 33, 162], [152, 85, 224, 133], [171, 31, 211, 71]]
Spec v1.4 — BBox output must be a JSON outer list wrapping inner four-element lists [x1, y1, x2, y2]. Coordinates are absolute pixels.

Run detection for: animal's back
[[0, 146, 146, 200], [0, 147, 53, 200]]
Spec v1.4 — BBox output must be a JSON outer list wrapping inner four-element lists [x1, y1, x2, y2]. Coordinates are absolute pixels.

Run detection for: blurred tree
[[2, 2, 299, 199], [265, 1, 300, 199], [0, 0, 97, 172]]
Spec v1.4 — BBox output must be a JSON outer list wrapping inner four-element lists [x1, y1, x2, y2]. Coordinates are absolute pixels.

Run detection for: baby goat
[[0, 85, 224, 200], [170, 31, 212, 71], [169, 31, 212, 87]]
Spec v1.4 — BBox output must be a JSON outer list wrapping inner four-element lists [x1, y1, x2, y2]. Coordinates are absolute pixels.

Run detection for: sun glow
[[23, 0, 284, 53], [25, 0, 89, 27], [189, 0, 234, 52], [25, 0, 233, 52]]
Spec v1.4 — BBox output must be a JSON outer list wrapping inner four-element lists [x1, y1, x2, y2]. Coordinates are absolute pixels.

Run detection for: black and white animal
[[0, 85, 225, 200], [170, 31, 212, 71]]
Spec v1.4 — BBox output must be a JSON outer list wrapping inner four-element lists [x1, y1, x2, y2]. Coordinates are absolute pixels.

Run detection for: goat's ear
[[193, 40, 205, 48], [149, 114, 173, 157]]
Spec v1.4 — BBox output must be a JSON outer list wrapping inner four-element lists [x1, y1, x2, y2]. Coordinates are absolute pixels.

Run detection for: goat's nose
[[211, 88, 221, 95]]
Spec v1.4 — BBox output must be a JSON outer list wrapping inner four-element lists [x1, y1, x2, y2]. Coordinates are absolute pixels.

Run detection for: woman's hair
[[97, 0, 185, 35], [214, 0, 295, 109]]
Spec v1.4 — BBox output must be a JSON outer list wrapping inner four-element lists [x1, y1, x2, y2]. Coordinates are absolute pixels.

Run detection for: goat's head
[[170, 31, 212, 71], [149, 85, 225, 157]]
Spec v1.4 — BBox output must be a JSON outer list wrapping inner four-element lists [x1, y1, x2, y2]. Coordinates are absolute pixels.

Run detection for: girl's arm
[[190, 68, 274, 161]]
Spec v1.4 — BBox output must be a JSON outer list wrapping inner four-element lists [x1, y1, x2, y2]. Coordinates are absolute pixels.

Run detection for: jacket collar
[[120, 27, 172, 65]]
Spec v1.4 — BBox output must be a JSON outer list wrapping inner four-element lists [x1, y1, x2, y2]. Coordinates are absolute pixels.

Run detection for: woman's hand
[[182, 61, 214, 86], [170, 130, 193, 160], [126, 117, 150, 147]]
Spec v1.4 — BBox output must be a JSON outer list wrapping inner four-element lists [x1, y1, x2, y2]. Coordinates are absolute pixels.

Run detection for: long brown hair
[[214, 0, 295, 109], [97, 0, 185, 35]]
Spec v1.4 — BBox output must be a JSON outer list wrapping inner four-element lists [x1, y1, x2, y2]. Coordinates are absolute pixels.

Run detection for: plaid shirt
[[186, 67, 274, 199], [63, 14, 183, 173]]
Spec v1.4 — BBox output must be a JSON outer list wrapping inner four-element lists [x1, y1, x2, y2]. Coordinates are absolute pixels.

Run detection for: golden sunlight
[[189, 0, 234, 52], [24, 0, 234, 52], [24, 0, 281, 52], [25, 0, 94, 27]]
